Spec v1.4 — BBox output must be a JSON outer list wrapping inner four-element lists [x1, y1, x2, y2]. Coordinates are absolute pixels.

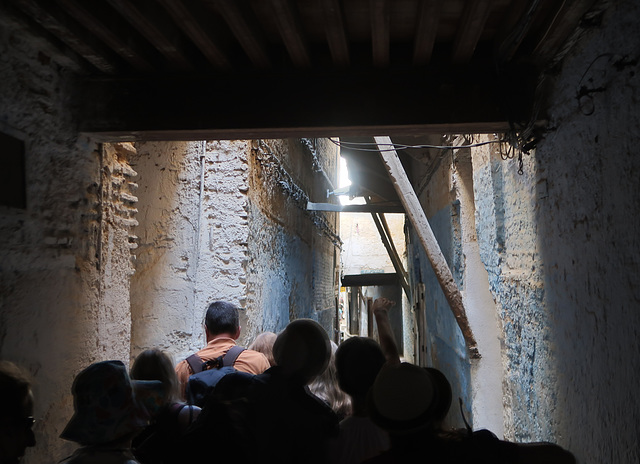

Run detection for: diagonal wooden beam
[[106, 0, 194, 71], [368, 206, 411, 300], [270, 0, 311, 68], [9, 0, 120, 73], [452, 0, 492, 65], [55, 0, 155, 72], [156, 0, 230, 70], [374, 136, 479, 358], [370, 0, 389, 67], [322, 0, 350, 66], [207, 0, 271, 68], [413, 0, 441, 66]]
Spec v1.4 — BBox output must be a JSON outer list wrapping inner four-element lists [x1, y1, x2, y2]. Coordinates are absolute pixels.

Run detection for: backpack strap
[[222, 346, 245, 367], [186, 353, 204, 374]]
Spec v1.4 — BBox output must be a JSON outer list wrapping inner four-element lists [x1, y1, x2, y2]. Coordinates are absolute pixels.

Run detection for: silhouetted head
[[368, 363, 452, 435], [205, 301, 240, 339], [131, 349, 180, 404], [61, 360, 148, 446], [249, 332, 277, 367], [335, 336, 386, 398], [272, 319, 331, 385], [0, 361, 35, 464]]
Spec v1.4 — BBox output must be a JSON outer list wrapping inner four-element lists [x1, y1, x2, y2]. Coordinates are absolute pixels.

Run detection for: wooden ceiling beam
[[9, 0, 120, 73], [495, 0, 544, 64], [0, 1, 90, 73], [370, 0, 390, 67], [270, 0, 311, 68], [157, 0, 230, 70], [55, 0, 155, 72], [106, 0, 194, 71], [413, 0, 441, 66], [530, 0, 599, 66], [207, 0, 271, 68], [74, 67, 537, 141], [452, 0, 492, 65], [322, 0, 350, 67]]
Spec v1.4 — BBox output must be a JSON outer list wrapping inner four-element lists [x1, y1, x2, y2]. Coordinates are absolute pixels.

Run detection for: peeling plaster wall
[[406, 152, 472, 429], [247, 139, 340, 338], [130, 138, 340, 358], [0, 19, 133, 462], [471, 1, 640, 461], [130, 140, 253, 359]]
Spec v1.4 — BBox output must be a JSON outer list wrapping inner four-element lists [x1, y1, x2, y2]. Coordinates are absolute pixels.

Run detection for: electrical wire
[[328, 137, 505, 152]]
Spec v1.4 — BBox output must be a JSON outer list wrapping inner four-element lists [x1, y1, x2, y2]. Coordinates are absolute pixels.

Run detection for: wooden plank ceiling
[[1, 0, 599, 140]]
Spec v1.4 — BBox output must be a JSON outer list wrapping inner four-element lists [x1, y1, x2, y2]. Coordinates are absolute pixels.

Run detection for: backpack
[[185, 346, 245, 407]]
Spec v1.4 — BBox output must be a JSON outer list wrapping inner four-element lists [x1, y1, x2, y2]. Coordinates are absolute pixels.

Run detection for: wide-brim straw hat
[[61, 360, 150, 445], [369, 363, 451, 433]]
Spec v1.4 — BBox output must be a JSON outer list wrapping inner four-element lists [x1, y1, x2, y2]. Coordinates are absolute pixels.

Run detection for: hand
[[372, 298, 395, 315]]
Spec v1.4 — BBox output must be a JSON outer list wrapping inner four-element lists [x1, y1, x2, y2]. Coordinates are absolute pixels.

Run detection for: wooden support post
[[375, 136, 480, 358], [367, 201, 411, 300]]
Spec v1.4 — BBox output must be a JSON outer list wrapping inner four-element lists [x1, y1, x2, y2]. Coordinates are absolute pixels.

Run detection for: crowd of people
[[0, 298, 576, 464]]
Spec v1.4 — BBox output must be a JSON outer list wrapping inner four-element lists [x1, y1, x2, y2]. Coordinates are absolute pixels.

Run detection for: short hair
[[130, 349, 180, 402], [335, 336, 386, 397], [205, 301, 240, 336], [0, 361, 32, 421]]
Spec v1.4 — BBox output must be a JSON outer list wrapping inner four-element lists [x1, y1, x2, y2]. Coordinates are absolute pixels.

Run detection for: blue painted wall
[[406, 202, 472, 428]]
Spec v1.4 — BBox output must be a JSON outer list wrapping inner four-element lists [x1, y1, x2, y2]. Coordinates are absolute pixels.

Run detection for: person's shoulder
[[237, 348, 271, 373]]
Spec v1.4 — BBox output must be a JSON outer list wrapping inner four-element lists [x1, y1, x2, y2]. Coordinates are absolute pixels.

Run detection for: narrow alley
[[1, 1, 639, 463]]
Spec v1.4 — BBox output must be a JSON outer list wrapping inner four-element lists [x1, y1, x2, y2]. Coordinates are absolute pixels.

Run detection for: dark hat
[[61, 360, 149, 445], [273, 319, 331, 384], [369, 363, 451, 433]]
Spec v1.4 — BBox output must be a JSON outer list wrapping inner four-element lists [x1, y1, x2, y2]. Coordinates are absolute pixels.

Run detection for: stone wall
[[0, 19, 135, 462], [471, 1, 640, 461], [129, 138, 340, 360], [247, 139, 340, 338]]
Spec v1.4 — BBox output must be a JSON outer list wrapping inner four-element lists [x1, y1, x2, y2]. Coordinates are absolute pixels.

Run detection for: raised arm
[[372, 297, 401, 366]]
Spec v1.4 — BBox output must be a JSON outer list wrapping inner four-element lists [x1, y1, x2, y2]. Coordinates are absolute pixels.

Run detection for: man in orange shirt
[[175, 301, 270, 399]]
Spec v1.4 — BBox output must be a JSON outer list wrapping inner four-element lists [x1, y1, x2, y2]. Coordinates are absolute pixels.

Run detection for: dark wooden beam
[[452, 0, 491, 65], [207, 0, 271, 68], [106, 0, 194, 71], [55, 0, 155, 72], [156, 0, 230, 70], [0, 1, 90, 73], [322, 0, 350, 66], [306, 202, 404, 213], [342, 273, 399, 287], [74, 67, 537, 141], [370, 0, 389, 67], [270, 0, 311, 68], [9, 0, 120, 73], [413, 0, 441, 66]]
